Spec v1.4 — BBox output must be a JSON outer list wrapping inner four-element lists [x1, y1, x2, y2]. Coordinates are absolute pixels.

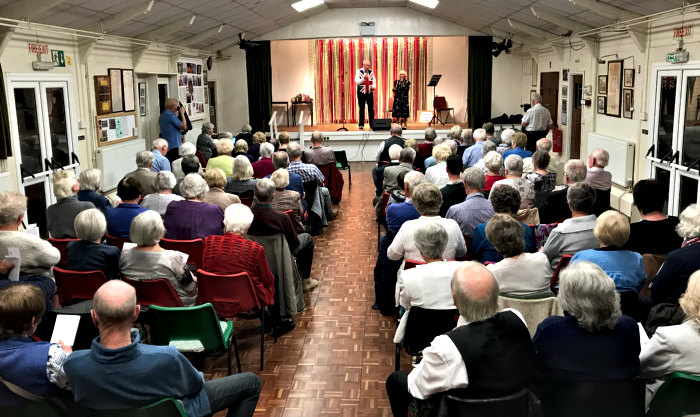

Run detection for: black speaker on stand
[[371, 118, 392, 131]]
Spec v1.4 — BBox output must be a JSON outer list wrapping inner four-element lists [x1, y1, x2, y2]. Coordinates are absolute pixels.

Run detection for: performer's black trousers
[[525, 130, 548, 153], [358, 92, 374, 127]]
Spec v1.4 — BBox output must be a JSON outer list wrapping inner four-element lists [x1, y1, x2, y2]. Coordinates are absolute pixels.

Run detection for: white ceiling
[[0, 0, 692, 51]]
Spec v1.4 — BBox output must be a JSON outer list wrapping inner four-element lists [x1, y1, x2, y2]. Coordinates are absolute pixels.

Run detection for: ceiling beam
[[83, 0, 154, 33], [174, 24, 224, 47], [580, 36, 597, 54], [507, 19, 557, 40], [78, 39, 97, 65], [0, 28, 16, 58], [490, 28, 530, 47], [0, 0, 66, 20], [530, 51, 539, 65], [137, 15, 196, 42], [567, 0, 640, 22], [132, 44, 151, 68], [628, 25, 648, 53], [208, 36, 240, 52], [531, 7, 593, 34], [551, 44, 565, 61]]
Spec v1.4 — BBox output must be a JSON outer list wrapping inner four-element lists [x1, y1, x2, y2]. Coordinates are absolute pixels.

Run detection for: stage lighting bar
[[291, 0, 324, 12], [408, 0, 439, 8]]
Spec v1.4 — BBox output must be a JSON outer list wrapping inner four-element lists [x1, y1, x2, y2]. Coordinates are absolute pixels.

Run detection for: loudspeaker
[[371, 118, 391, 131]]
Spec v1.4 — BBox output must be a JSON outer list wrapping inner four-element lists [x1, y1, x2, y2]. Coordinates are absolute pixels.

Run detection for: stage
[[277, 121, 470, 133]]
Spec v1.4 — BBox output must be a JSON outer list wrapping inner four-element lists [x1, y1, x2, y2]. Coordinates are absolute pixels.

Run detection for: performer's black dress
[[392, 79, 411, 119]]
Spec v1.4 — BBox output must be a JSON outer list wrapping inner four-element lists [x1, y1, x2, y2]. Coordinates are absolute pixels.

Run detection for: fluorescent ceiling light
[[291, 0, 324, 12], [409, 0, 439, 8]]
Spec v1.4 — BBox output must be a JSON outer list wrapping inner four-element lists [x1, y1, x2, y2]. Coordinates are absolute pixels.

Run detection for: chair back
[[378, 161, 389, 167], [541, 378, 645, 417], [444, 388, 536, 417], [105, 234, 132, 251], [456, 145, 468, 158], [640, 253, 667, 298], [48, 238, 79, 265], [514, 208, 540, 225], [195, 150, 207, 168], [303, 181, 318, 209], [0, 401, 70, 417], [456, 234, 473, 261], [646, 372, 700, 417], [498, 295, 563, 337], [88, 398, 187, 417], [434, 96, 448, 109], [239, 197, 253, 207], [122, 276, 184, 307], [403, 307, 459, 355], [197, 269, 260, 317], [534, 191, 550, 209], [53, 267, 108, 305], [549, 254, 573, 291], [160, 238, 204, 269], [284, 210, 296, 226], [590, 188, 612, 217], [148, 304, 226, 356], [317, 163, 333, 187], [404, 259, 425, 270], [334, 150, 350, 170], [379, 192, 391, 217]]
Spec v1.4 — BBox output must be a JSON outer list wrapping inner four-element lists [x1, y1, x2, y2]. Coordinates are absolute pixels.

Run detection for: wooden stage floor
[[276, 121, 470, 133]]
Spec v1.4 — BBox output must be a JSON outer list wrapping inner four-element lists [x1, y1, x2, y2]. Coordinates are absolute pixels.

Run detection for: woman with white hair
[[269, 168, 305, 233], [196, 122, 217, 162], [77, 168, 112, 214], [202, 168, 241, 212], [224, 155, 258, 198], [163, 174, 224, 240], [448, 125, 462, 144], [233, 139, 255, 164], [392, 70, 411, 129], [490, 155, 535, 209], [473, 140, 497, 175], [120, 211, 197, 306], [587, 148, 612, 191], [498, 128, 515, 155], [141, 171, 184, 215], [483, 151, 505, 191], [201, 204, 275, 317], [252, 142, 275, 178], [206, 138, 235, 177], [172, 142, 204, 179], [47, 170, 95, 238], [66, 209, 120, 280], [531, 261, 640, 401], [424, 144, 452, 188]]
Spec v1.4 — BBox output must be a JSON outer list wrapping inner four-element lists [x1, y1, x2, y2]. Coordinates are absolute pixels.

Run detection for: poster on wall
[[108, 68, 123, 113], [138, 83, 147, 117], [177, 57, 205, 120], [122, 69, 135, 112]]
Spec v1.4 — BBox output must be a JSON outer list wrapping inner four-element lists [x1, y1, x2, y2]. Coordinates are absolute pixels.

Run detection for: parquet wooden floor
[[203, 162, 414, 417]]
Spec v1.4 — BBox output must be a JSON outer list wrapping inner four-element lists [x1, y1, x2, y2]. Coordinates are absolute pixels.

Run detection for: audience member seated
[[375, 124, 405, 163], [47, 170, 95, 238], [523, 138, 557, 174], [141, 171, 184, 215], [448, 124, 463, 144], [443, 139, 458, 157], [446, 168, 493, 235], [387, 171, 409, 207], [417, 127, 436, 161], [386, 262, 535, 417], [202, 168, 241, 212], [373, 144, 402, 200], [120, 211, 197, 306], [486, 214, 552, 295], [224, 156, 258, 198], [172, 142, 203, 179], [383, 147, 414, 194], [277, 131, 290, 151], [497, 128, 514, 155], [571, 210, 646, 319], [404, 139, 419, 158], [248, 179, 318, 292], [423, 137, 444, 170], [232, 139, 253, 164], [305, 131, 336, 166], [388, 183, 467, 265], [473, 140, 497, 175], [424, 144, 452, 189], [267, 151, 304, 202], [483, 151, 505, 191], [124, 150, 157, 196], [394, 222, 462, 343], [541, 182, 599, 269], [503, 132, 532, 161], [287, 143, 336, 219], [438, 155, 467, 217], [539, 159, 587, 224], [650, 204, 700, 305], [64, 280, 261, 416], [531, 261, 640, 400], [269, 169, 305, 233], [196, 122, 217, 162], [248, 132, 266, 161], [106, 178, 148, 238], [77, 168, 112, 214], [482, 122, 497, 146], [490, 155, 534, 209], [623, 179, 682, 255], [526, 150, 557, 192], [202, 204, 275, 316], [237, 124, 253, 146], [150, 138, 171, 173], [206, 137, 235, 177], [67, 209, 120, 280], [164, 174, 224, 240], [252, 143, 275, 179], [173, 155, 203, 196], [462, 128, 487, 168], [461, 128, 474, 147], [386, 171, 424, 231], [587, 148, 613, 191]]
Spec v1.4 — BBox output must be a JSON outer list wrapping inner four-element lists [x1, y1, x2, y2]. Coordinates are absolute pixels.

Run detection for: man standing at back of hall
[[521, 93, 553, 153], [355, 59, 376, 130], [159, 98, 188, 163]]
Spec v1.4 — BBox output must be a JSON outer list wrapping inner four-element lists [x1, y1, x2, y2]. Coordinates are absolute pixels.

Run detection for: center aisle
[[206, 162, 412, 417]]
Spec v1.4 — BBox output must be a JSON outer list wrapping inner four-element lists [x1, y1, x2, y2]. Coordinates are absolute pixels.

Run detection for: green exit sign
[[51, 50, 65, 67], [667, 51, 689, 63]]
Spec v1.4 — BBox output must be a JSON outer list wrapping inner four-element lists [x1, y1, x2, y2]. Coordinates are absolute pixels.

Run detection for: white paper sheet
[[6, 247, 20, 282], [122, 242, 137, 250], [50, 315, 81, 346], [24, 224, 40, 237]]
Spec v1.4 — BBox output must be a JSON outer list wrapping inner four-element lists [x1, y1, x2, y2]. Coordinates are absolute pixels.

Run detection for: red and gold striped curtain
[[312, 38, 428, 125]]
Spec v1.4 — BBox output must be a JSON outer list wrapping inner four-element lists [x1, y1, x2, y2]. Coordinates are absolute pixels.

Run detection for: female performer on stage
[[392, 70, 411, 129]]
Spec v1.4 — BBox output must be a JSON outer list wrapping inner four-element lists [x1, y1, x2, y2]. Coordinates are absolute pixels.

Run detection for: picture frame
[[606, 60, 623, 117], [624, 68, 635, 88], [561, 112, 567, 126], [122, 69, 135, 113], [530, 89, 537, 103], [562, 85, 568, 98], [598, 75, 607, 95], [108, 68, 123, 113], [138, 82, 147, 117], [94, 75, 111, 116], [562, 69, 569, 82], [597, 96, 607, 114], [623, 88, 633, 119]]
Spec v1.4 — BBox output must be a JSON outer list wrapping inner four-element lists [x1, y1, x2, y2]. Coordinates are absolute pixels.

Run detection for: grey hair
[[504, 154, 524, 176], [74, 208, 106, 242], [152, 138, 168, 150], [676, 204, 700, 239], [444, 139, 457, 154], [462, 129, 474, 146], [501, 128, 515, 145], [414, 222, 449, 260], [558, 261, 621, 332], [536, 138, 552, 152], [564, 159, 587, 183], [178, 142, 196, 156], [0, 192, 27, 226], [130, 210, 165, 246], [241, 124, 252, 133], [388, 144, 403, 160], [473, 129, 487, 142], [390, 124, 403, 135], [449, 125, 462, 140], [272, 151, 290, 169], [270, 168, 290, 188], [136, 150, 155, 169], [223, 203, 254, 235], [451, 262, 500, 323], [461, 167, 486, 191], [532, 93, 542, 103], [404, 171, 425, 193], [154, 171, 177, 192], [218, 132, 233, 139], [202, 122, 214, 134], [234, 139, 248, 154], [483, 151, 503, 172], [425, 127, 437, 141], [259, 142, 274, 158], [481, 140, 497, 156], [433, 137, 444, 146], [412, 183, 442, 216], [254, 178, 276, 203], [79, 168, 101, 191], [400, 147, 416, 163], [567, 182, 597, 214], [311, 131, 323, 143], [590, 148, 610, 167], [287, 142, 302, 159], [231, 155, 254, 181], [179, 173, 209, 200], [485, 214, 524, 258], [216, 138, 234, 155]]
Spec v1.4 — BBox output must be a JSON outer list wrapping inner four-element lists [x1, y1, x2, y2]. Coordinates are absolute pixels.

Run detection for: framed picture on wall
[[623, 89, 633, 119], [562, 85, 568, 98], [597, 96, 606, 114], [606, 60, 623, 117], [138, 82, 146, 117], [624, 68, 635, 88], [563, 69, 569, 82], [598, 75, 607, 95], [122, 69, 135, 112], [108, 68, 123, 113]]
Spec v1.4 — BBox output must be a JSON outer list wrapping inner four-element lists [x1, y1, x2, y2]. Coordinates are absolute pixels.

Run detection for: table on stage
[[292, 101, 314, 126]]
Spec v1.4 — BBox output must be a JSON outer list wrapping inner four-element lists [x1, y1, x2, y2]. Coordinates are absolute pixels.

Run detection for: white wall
[[432, 36, 468, 123], [210, 46, 249, 135], [492, 52, 526, 117], [271, 40, 310, 127]]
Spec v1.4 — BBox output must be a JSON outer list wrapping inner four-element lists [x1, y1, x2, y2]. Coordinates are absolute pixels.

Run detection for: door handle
[[646, 145, 655, 158], [671, 151, 680, 165], [44, 158, 54, 172]]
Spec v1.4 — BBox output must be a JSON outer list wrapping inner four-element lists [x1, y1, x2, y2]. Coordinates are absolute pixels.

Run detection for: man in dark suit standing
[[539, 159, 587, 224]]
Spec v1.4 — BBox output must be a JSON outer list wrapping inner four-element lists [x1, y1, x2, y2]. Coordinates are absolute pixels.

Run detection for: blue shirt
[[472, 221, 536, 263], [462, 141, 484, 168], [158, 110, 182, 150], [64, 331, 210, 417], [445, 193, 495, 235], [77, 189, 112, 214], [265, 171, 304, 199], [105, 203, 148, 238], [151, 149, 171, 172], [386, 200, 420, 231], [503, 147, 533, 161], [423, 156, 436, 170], [571, 247, 647, 293]]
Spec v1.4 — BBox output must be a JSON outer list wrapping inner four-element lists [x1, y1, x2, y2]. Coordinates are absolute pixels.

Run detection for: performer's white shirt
[[355, 68, 376, 93]]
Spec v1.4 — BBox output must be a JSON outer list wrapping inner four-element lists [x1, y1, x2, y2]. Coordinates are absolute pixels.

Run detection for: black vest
[[379, 136, 405, 162], [446, 311, 536, 399]]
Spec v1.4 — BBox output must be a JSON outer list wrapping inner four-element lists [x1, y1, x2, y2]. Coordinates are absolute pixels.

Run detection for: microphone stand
[[337, 72, 348, 131]]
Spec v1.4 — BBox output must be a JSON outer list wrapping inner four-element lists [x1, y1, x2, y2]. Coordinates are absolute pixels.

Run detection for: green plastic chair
[[148, 303, 240, 375], [0, 401, 70, 417], [646, 372, 700, 417], [334, 150, 351, 186], [88, 398, 187, 417]]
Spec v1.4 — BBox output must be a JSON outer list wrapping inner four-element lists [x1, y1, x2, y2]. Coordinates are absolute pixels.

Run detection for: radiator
[[96, 139, 145, 192], [586, 133, 635, 188], [0, 172, 11, 193]]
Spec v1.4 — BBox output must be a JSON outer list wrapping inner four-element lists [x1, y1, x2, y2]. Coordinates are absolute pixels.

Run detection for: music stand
[[337, 72, 348, 131], [428, 75, 442, 125]]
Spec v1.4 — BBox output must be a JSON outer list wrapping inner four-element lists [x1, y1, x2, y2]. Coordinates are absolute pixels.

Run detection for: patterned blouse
[[526, 172, 557, 192], [490, 177, 535, 209], [223, 178, 258, 197], [47, 343, 71, 390]]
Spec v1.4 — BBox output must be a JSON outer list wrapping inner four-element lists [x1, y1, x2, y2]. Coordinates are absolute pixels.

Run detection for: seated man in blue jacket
[[64, 281, 261, 417]]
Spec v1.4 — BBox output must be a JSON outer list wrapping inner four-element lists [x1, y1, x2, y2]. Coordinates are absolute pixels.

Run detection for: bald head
[[92, 281, 138, 330], [390, 124, 403, 136], [451, 262, 500, 322], [363, 60, 371, 70]]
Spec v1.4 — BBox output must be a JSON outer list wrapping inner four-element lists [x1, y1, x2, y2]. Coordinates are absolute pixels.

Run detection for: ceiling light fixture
[[408, 0, 439, 9], [291, 0, 324, 12]]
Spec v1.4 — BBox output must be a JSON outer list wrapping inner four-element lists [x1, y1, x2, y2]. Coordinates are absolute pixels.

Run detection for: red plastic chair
[[195, 150, 207, 169], [53, 267, 108, 305], [122, 276, 184, 307], [105, 234, 132, 251], [197, 270, 273, 370], [240, 197, 253, 207], [379, 161, 390, 167], [160, 238, 204, 269], [456, 234, 473, 262], [317, 163, 332, 187], [550, 254, 574, 291], [404, 259, 426, 270], [48, 238, 79, 265], [284, 210, 296, 226]]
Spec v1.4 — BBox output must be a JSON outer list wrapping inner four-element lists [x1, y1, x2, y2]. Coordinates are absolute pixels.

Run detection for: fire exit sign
[[51, 50, 66, 67]]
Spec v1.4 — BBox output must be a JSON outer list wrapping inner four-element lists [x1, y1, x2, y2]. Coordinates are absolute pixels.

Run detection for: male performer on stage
[[355, 60, 376, 129]]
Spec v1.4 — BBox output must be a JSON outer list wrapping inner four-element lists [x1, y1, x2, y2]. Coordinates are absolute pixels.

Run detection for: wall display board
[[94, 75, 112, 115], [122, 69, 135, 112], [108, 68, 123, 113], [177, 57, 205, 120], [96, 111, 138, 147], [606, 60, 623, 118]]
